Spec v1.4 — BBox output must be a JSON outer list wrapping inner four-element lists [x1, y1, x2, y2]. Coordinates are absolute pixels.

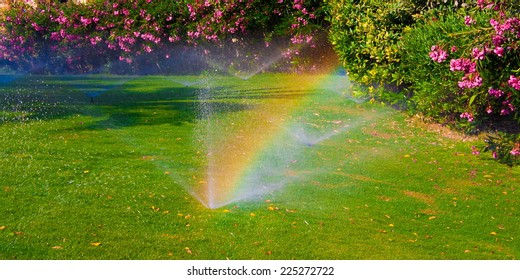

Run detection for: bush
[[398, 1, 520, 164], [400, 2, 520, 132], [398, 10, 476, 129], [327, 0, 412, 85], [0, 0, 328, 74]]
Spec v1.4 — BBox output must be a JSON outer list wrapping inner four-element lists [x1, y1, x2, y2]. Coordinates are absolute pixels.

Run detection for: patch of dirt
[[403, 190, 435, 205], [407, 116, 480, 142], [336, 172, 392, 185], [420, 208, 441, 215]]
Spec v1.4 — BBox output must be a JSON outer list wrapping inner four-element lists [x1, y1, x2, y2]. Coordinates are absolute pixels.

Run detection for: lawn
[[0, 73, 518, 260]]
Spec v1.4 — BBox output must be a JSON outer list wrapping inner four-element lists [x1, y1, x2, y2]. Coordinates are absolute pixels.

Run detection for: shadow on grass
[[1, 75, 313, 131]]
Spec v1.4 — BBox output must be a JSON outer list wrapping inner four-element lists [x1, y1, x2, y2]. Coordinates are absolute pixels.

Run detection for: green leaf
[[469, 94, 477, 106]]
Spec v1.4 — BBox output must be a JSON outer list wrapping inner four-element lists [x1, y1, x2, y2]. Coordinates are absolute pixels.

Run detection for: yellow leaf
[[83, 170, 89, 174], [91, 242, 101, 247], [222, 209, 230, 213], [267, 206, 275, 211], [0, 226, 6, 231], [164, 171, 171, 175], [484, 175, 492, 178], [429, 216, 436, 220], [52, 246, 63, 250], [404, 155, 410, 158], [389, 224, 394, 227], [250, 213, 256, 217], [490, 232, 497, 236], [184, 247, 192, 254]]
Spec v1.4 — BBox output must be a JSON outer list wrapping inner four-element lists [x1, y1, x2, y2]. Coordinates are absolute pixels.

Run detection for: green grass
[[0, 74, 518, 260]]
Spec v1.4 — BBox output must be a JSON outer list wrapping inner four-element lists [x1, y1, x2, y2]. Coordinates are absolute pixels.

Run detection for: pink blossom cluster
[[508, 75, 520, 90], [464, 16, 475, 26], [460, 112, 475, 122], [488, 88, 504, 98], [429, 45, 448, 63], [449, 58, 476, 73], [458, 73, 483, 89]]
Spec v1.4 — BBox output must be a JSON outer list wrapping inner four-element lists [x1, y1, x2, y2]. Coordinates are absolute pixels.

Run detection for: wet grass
[[0, 74, 518, 260]]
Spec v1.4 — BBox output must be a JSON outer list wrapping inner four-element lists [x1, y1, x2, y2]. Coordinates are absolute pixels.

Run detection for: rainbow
[[189, 72, 352, 208]]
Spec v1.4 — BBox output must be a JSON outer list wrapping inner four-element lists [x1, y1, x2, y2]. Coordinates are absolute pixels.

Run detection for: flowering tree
[[0, 0, 328, 73]]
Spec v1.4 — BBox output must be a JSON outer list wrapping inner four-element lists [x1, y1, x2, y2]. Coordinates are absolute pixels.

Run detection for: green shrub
[[325, 0, 467, 104], [327, 0, 412, 85], [398, 10, 475, 128], [397, 1, 520, 164]]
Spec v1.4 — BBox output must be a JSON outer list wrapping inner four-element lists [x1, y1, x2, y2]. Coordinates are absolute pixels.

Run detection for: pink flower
[[492, 35, 504, 46], [493, 46, 505, 57], [450, 58, 476, 73], [508, 75, 520, 90], [472, 48, 485, 60], [464, 16, 475, 26], [488, 88, 504, 98], [460, 112, 474, 122], [471, 146, 480, 155], [458, 73, 483, 89], [429, 45, 448, 63]]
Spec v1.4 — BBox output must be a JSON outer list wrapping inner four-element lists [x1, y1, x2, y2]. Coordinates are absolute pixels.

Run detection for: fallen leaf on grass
[[91, 242, 101, 247], [250, 213, 256, 217], [429, 216, 437, 220], [490, 232, 497, 236], [222, 209, 231, 213], [52, 246, 63, 250], [184, 247, 193, 254], [0, 226, 6, 230]]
